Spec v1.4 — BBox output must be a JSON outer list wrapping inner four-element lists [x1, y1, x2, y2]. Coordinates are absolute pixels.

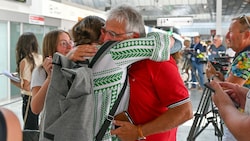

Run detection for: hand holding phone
[[206, 82, 241, 109], [114, 111, 134, 128]]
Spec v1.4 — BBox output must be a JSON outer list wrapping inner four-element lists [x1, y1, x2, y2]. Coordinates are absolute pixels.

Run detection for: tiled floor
[[1, 88, 223, 141]]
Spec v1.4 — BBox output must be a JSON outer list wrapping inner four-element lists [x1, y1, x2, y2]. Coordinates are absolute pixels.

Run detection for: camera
[[210, 53, 232, 75]]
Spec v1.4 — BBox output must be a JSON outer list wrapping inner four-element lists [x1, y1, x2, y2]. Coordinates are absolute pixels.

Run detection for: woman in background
[[30, 29, 73, 115], [11, 32, 42, 130], [31, 15, 105, 115]]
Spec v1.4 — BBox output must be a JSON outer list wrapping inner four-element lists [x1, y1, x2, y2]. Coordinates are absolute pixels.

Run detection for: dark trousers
[[22, 94, 39, 130]]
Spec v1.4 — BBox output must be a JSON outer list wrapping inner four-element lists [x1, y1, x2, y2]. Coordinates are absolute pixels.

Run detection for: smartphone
[[204, 83, 240, 108], [204, 82, 215, 92], [114, 111, 134, 128]]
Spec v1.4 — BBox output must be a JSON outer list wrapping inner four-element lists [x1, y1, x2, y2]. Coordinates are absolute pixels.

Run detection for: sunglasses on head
[[240, 15, 250, 29]]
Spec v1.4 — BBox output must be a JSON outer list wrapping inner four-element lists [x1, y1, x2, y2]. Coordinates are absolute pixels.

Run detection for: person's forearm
[[218, 104, 250, 141], [31, 78, 50, 114], [141, 102, 193, 136], [22, 79, 30, 92], [10, 80, 21, 88], [111, 32, 171, 68], [214, 91, 244, 135]]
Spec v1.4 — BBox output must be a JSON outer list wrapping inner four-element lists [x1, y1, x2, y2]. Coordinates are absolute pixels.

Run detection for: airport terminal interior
[[0, 0, 250, 141]]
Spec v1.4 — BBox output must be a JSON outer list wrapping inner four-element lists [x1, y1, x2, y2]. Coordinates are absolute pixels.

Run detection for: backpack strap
[[95, 75, 128, 141], [88, 41, 119, 68], [88, 40, 123, 140]]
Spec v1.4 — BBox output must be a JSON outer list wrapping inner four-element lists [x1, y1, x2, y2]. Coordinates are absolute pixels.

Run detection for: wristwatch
[[137, 125, 146, 140]]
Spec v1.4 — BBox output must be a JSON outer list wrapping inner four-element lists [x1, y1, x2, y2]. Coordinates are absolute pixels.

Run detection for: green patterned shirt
[[92, 32, 172, 141]]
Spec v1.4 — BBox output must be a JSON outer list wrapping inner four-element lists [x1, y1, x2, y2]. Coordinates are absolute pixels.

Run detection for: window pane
[[10, 22, 21, 98], [0, 21, 9, 100]]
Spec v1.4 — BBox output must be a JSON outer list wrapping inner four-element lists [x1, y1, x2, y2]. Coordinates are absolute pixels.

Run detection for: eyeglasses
[[102, 27, 133, 38], [59, 40, 74, 48], [240, 15, 250, 29]]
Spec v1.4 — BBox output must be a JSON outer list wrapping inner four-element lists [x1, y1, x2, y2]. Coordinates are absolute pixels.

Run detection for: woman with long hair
[[11, 32, 42, 130]]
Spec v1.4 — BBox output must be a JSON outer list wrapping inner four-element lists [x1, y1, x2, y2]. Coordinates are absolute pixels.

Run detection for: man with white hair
[[208, 35, 226, 61]]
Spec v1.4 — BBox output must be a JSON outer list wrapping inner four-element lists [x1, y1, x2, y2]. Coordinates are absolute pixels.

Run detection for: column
[[216, 0, 222, 35]]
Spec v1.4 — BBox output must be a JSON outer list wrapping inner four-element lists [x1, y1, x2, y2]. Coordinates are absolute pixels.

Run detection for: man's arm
[[211, 81, 250, 141], [110, 102, 193, 141], [140, 102, 193, 136]]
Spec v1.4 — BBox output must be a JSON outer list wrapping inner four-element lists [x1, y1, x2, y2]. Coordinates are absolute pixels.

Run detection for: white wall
[[1, 0, 43, 15], [41, 0, 106, 21], [1, 0, 106, 30]]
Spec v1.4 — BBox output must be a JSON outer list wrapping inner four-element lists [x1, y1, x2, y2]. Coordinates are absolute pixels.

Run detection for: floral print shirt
[[227, 50, 250, 88]]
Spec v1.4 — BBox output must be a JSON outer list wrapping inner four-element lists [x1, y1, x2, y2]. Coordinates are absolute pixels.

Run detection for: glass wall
[[44, 26, 58, 35], [10, 22, 21, 98], [0, 21, 57, 102], [23, 23, 45, 51], [9, 23, 57, 98], [23, 23, 57, 52], [0, 21, 8, 101]]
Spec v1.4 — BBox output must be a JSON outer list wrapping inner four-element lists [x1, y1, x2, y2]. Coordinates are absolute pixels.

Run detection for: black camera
[[210, 55, 231, 75]]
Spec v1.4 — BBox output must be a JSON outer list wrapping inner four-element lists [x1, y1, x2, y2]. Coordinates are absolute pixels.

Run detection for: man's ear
[[244, 30, 250, 39], [133, 32, 140, 38]]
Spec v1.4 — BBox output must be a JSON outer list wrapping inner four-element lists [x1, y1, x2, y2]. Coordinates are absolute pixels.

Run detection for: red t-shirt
[[128, 57, 189, 141]]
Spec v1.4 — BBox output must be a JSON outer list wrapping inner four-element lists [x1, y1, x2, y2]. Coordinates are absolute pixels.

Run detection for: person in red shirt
[[106, 5, 193, 141], [127, 58, 190, 141]]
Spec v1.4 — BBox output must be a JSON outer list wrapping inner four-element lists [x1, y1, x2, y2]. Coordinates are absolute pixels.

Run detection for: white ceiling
[[62, 0, 250, 26], [59, 0, 250, 36]]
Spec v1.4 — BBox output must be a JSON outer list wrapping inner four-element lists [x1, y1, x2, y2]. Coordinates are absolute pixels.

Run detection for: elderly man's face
[[102, 19, 135, 42], [213, 36, 222, 48]]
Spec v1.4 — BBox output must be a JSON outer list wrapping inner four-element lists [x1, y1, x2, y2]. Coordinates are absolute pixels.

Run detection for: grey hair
[[214, 35, 223, 41], [106, 4, 146, 37]]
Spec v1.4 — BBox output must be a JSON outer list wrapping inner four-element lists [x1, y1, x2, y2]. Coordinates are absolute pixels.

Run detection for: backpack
[[40, 41, 118, 141]]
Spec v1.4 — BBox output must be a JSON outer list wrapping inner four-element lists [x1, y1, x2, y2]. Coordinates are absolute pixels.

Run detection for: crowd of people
[[1, 3, 250, 141], [182, 33, 234, 90], [182, 15, 250, 141], [207, 15, 250, 141]]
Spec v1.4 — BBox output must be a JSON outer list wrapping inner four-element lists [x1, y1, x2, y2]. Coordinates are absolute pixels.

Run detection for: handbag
[[22, 96, 40, 141], [23, 130, 40, 141]]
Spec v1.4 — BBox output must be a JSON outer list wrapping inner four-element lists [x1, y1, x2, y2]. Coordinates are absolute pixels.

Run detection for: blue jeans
[[191, 61, 204, 88]]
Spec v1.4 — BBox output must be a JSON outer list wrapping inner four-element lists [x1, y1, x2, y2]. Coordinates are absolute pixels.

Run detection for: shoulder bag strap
[[23, 95, 31, 129]]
